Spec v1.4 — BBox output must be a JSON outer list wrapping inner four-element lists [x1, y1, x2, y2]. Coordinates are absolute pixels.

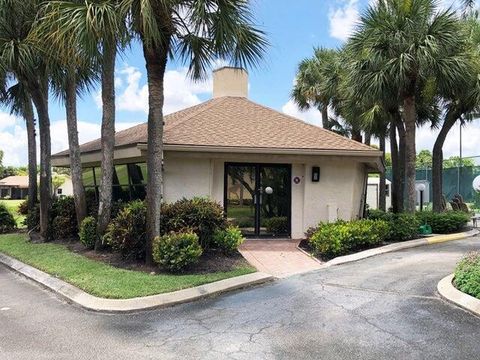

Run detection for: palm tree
[[292, 48, 342, 130], [37, 0, 128, 248], [49, 64, 98, 227], [0, 78, 37, 216], [0, 0, 52, 238], [348, 0, 471, 212], [118, 0, 268, 265]]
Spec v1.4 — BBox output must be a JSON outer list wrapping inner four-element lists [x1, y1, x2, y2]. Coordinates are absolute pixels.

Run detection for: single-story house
[[52, 67, 383, 239], [0, 175, 73, 199], [0, 176, 29, 199], [366, 177, 392, 210]]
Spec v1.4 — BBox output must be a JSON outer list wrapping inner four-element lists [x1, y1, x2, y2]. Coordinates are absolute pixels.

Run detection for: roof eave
[[137, 143, 383, 158]]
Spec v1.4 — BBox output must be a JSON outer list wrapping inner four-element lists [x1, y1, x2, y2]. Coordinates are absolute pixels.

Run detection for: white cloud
[[415, 121, 480, 161], [282, 100, 323, 126], [328, 0, 360, 42], [114, 65, 211, 115]]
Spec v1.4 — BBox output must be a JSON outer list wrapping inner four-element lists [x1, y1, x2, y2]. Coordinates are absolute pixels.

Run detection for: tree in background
[[292, 48, 342, 131], [0, 0, 53, 238], [0, 80, 37, 215], [347, 0, 471, 213]]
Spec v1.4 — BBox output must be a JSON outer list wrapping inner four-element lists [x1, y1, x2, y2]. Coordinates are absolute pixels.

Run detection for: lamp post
[[417, 183, 426, 212]]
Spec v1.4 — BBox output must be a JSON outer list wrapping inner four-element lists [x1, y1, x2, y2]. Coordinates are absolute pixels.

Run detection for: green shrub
[[24, 203, 40, 230], [416, 211, 470, 234], [309, 219, 389, 258], [79, 216, 97, 249], [213, 225, 245, 253], [104, 200, 147, 260], [0, 203, 16, 233], [153, 231, 203, 271], [160, 197, 227, 249], [454, 252, 480, 299], [18, 199, 29, 215], [387, 213, 419, 241], [51, 196, 78, 240], [367, 210, 419, 241], [264, 216, 289, 235]]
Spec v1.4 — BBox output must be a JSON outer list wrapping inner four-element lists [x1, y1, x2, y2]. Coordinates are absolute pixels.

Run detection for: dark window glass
[[112, 185, 131, 202], [128, 163, 146, 185]]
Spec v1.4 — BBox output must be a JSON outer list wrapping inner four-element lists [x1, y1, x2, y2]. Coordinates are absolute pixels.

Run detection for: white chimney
[[212, 67, 248, 98]]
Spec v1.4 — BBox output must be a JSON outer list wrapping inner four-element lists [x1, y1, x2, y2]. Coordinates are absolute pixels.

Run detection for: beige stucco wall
[[163, 151, 369, 239]]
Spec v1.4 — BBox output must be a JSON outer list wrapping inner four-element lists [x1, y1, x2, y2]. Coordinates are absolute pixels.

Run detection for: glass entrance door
[[225, 163, 291, 237]]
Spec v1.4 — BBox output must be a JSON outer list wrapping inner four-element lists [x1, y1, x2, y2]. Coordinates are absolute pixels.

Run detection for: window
[[81, 162, 147, 202], [57, 188, 63, 195], [385, 184, 390, 197]]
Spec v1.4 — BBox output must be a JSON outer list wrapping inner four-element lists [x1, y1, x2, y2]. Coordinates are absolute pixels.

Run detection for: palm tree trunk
[[390, 124, 399, 213], [143, 43, 168, 266], [65, 72, 87, 228], [321, 106, 330, 130], [29, 81, 51, 239], [403, 96, 417, 213], [432, 113, 457, 212], [394, 114, 406, 212], [95, 42, 116, 250], [379, 133, 386, 211], [24, 97, 37, 217], [364, 132, 372, 146]]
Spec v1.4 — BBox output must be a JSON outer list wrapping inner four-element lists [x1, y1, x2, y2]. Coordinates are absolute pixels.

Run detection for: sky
[[0, 0, 479, 166]]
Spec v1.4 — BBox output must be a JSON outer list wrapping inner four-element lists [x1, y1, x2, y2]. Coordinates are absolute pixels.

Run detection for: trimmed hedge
[[454, 252, 480, 299], [368, 210, 419, 242], [213, 225, 245, 254], [309, 219, 389, 258], [153, 231, 203, 272], [160, 197, 227, 249], [416, 211, 470, 234]]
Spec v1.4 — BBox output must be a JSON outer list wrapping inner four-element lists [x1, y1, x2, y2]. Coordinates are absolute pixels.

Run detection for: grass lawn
[[0, 200, 25, 228], [0, 233, 255, 299]]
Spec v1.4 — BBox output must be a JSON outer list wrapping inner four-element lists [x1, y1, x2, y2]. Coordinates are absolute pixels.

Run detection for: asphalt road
[[1, 237, 480, 360]]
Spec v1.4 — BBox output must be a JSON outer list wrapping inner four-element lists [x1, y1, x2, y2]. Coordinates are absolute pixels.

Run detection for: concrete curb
[[0, 253, 274, 313], [438, 274, 480, 317], [302, 229, 479, 269]]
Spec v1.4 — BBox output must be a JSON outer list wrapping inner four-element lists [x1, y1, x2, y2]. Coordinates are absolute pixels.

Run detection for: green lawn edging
[[0, 233, 255, 299]]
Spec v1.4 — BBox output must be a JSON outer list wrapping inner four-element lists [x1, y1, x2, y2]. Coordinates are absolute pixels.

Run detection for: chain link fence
[[385, 156, 480, 208]]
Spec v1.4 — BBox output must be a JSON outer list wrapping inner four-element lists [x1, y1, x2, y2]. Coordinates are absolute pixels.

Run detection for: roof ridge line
[[241, 98, 375, 151]]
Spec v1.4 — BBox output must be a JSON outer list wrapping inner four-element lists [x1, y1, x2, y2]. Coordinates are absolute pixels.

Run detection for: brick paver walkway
[[239, 240, 323, 278]]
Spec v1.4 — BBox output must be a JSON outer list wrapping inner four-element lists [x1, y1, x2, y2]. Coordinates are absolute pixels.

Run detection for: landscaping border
[[438, 274, 480, 317], [298, 229, 479, 268], [0, 253, 273, 313]]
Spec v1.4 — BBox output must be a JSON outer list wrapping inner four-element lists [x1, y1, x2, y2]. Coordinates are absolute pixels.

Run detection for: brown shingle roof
[[0, 176, 29, 188], [53, 97, 376, 156]]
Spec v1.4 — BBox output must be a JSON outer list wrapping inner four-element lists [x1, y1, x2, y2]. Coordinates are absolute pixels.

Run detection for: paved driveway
[[1, 237, 479, 360]]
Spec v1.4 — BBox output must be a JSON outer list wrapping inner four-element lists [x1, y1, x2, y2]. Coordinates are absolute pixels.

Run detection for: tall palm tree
[[0, 78, 37, 216], [0, 0, 52, 238], [37, 0, 128, 248], [118, 0, 268, 265], [49, 64, 98, 227], [291, 48, 342, 130], [348, 0, 471, 212]]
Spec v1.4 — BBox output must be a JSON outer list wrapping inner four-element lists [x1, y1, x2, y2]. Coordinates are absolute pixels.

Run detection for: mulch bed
[[53, 239, 251, 275]]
